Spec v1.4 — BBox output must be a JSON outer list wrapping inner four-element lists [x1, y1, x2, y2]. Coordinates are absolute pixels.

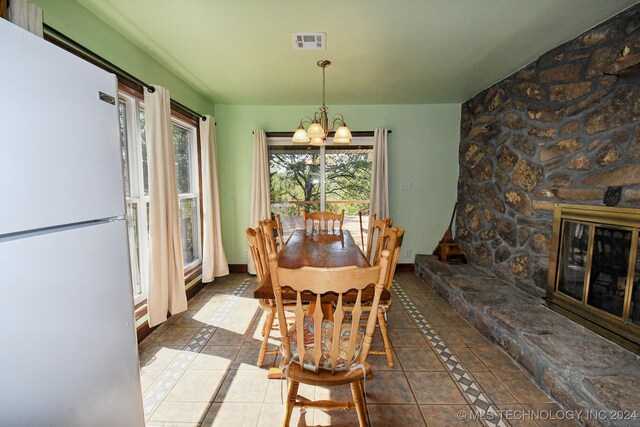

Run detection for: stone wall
[[456, 4, 640, 295]]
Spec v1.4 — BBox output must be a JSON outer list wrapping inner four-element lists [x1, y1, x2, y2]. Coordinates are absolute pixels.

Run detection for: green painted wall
[[32, 0, 214, 114], [26, 1, 462, 267], [215, 104, 461, 265]]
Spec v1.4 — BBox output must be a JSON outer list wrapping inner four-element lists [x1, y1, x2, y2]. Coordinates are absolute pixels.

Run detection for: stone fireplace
[[455, 3, 640, 298]]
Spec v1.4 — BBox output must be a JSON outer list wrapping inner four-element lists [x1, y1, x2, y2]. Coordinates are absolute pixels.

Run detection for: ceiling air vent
[[292, 33, 326, 50]]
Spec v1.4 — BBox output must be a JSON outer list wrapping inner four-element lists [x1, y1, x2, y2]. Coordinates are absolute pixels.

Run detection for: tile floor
[[139, 273, 574, 427]]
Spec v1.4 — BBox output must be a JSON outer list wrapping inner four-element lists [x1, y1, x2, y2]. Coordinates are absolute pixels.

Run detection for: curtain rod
[[256, 130, 393, 136], [42, 23, 207, 123]]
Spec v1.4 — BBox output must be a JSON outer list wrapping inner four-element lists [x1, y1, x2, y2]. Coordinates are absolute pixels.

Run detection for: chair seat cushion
[[286, 316, 364, 372]]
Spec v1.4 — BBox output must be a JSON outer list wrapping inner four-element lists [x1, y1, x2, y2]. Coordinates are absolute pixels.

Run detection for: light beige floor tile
[[471, 345, 520, 371], [201, 402, 262, 426], [385, 307, 414, 326], [257, 401, 312, 427], [364, 371, 416, 404], [214, 369, 270, 403], [520, 403, 578, 426], [231, 343, 277, 370], [263, 378, 315, 403], [419, 404, 483, 426], [367, 346, 402, 371], [140, 368, 163, 393], [188, 345, 240, 370], [435, 327, 467, 347], [164, 370, 227, 402], [207, 327, 246, 346], [154, 327, 200, 346], [450, 347, 488, 371], [313, 406, 361, 426], [496, 404, 540, 427], [315, 383, 353, 403], [149, 401, 211, 423], [368, 404, 427, 426], [454, 325, 491, 347], [492, 370, 553, 404], [407, 372, 467, 404], [389, 328, 429, 347], [140, 345, 184, 370], [394, 346, 445, 371], [471, 371, 517, 404]]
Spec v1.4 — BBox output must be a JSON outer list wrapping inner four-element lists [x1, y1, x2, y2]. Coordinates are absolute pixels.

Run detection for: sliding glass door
[[268, 137, 373, 246]]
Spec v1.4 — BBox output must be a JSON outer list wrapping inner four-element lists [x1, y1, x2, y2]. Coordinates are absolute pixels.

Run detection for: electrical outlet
[[403, 248, 412, 258], [242, 249, 248, 259]]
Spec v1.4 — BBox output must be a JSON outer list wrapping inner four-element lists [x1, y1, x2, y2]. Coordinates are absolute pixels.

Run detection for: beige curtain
[[145, 86, 187, 327], [369, 128, 389, 219], [200, 116, 229, 282], [248, 129, 270, 274], [8, 0, 43, 37]]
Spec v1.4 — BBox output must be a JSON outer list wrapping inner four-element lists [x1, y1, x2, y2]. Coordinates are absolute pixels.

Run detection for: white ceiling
[[76, 0, 639, 105]]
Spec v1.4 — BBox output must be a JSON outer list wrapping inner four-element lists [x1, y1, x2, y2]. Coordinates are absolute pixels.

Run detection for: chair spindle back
[[366, 213, 393, 264], [260, 218, 284, 255], [301, 208, 345, 233], [246, 226, 268, 280], [268, 251, 390, 374]]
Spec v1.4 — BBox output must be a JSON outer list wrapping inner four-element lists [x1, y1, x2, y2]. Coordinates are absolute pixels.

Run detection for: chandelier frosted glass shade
[[309, 137, 325, 146], [333, 124, 352, 144], [306, 122, 325, 139], [292, 126, 310, 143]]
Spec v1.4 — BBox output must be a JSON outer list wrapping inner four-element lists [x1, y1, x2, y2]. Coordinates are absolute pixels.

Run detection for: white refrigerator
[[0, 19, 144, 426]]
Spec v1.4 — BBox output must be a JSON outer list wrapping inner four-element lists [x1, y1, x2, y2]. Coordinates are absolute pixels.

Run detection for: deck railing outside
[[272, 200, 370, 251]]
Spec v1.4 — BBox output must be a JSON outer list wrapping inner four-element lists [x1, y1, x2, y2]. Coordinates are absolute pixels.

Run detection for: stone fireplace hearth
[[415, 255, 640, 427]]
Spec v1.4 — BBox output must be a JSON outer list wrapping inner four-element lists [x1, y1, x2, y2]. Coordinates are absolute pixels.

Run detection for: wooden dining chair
[[268, 250, 390, 427], [344, 226, 404, 367], [301, 208, 344, 232], [246, 226, 279, 366], [365, 213, 393, 264], [370, 226, 404, 367], [260, 218, 285, 254]]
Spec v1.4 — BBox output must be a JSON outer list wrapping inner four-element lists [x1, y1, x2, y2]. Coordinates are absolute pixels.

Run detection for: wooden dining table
[[252, 228, 390, 303]]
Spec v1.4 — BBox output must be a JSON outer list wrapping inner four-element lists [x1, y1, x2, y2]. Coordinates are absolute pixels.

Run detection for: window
[[173, 119, 201, 269], [268, 137, 373, 246], [118, 91, 202, 303]]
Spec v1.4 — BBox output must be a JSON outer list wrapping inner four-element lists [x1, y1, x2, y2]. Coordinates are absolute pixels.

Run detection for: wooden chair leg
[[257, 310, 275, 366], [377, 308, 394, 367], [261, 311, 268, 337], [283, 378, 299, 427], [350, 380, 367, 426], [358, 379, 368, 415]]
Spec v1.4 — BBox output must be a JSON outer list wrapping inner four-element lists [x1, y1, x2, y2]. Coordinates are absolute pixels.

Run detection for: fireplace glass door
[[557, 221, 589, 301], [587, 226, 632, 318], [547, 204, 640, 354]]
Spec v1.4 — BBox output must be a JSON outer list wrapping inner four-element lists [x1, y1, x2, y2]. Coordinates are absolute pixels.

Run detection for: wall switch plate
[[242, 249, 248, 259], [400, 181, 413, 191], [403, 248, 412, 258]]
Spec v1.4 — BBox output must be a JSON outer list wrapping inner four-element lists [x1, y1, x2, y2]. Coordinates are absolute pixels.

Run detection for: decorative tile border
[[142, 279, 251, 418], [392, 282, 509, 427]]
